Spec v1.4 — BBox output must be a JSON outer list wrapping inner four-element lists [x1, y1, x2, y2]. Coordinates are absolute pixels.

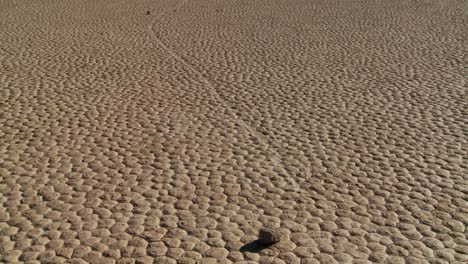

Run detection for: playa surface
[[1, 0, 466, 263]]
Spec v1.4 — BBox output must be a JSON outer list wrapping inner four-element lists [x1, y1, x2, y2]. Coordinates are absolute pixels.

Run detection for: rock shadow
[[240, 240, 272, 253]]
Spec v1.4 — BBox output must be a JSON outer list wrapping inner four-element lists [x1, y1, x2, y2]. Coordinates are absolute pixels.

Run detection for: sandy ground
[[1, 0, 467, 263]]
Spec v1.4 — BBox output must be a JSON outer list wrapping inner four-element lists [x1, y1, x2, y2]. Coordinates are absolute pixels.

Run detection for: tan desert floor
[[1, 0, 467, 263]]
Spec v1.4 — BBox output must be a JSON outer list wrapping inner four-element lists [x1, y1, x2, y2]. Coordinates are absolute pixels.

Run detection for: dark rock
[[258, 228, 281, 245]]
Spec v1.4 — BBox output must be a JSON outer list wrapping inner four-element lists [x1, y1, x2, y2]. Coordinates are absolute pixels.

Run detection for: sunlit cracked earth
[[0, 0, 467, 263]]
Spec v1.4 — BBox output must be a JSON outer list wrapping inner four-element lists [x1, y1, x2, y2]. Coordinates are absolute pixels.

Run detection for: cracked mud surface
[[1, 0, 467, 263]]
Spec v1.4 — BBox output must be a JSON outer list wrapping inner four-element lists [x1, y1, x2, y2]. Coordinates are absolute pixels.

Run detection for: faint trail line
[[147, 1, 307, 192]]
